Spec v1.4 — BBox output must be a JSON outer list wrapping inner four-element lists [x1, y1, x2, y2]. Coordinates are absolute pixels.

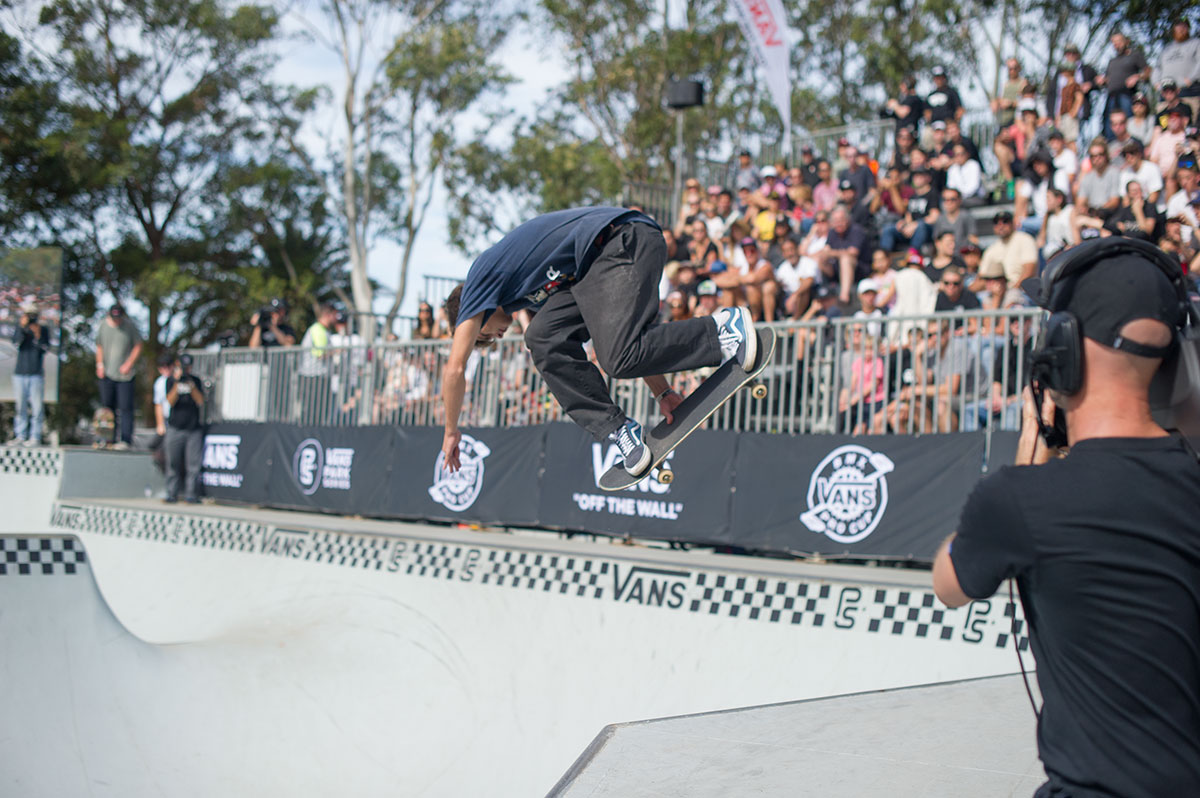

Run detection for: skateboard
[[91, 407, 115, 449], [599, 327, 777, 491]]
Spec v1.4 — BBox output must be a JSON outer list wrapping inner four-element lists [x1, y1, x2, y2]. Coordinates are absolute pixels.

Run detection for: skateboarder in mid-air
[[440, 206, 758, 476]]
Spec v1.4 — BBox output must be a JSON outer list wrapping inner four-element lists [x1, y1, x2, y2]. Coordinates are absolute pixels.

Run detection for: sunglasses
[[941, 280, 963, 287]]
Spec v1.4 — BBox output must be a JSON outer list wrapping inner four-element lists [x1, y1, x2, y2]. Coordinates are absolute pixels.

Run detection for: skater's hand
[[658, 390, 684, 425], [442, 429, 463, 472], [96, 363, 105, 379], [119, 361, 132, 376]]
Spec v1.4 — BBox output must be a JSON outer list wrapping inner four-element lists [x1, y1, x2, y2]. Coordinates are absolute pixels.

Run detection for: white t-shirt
[[1119, 161, 1164, 198], [947, 160, 984, 198], [153, 374, 170, 421], [1167, 190, 1198, 243], [1053, 148, 1078, 183], [1017, 171, 1073, 219], [774, 256, 818, 295], [1043, 207, 1075, 259]]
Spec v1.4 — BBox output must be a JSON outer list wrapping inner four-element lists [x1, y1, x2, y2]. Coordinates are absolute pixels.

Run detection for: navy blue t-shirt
[[455, 207, 658, 327]]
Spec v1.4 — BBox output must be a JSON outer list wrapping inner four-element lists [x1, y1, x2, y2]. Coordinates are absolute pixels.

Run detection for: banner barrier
[[203, 422, 999, 561]]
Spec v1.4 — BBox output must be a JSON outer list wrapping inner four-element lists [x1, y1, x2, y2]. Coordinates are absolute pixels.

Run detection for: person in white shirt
[[946, 144, 985, 206], [1038, 188, 1077, 261], [1048, 130, 1078, 186], [1015, 150, 1073, 235], [1117, 138, 1163, 205], [1165, 159, 1199, 243], [774, 236, 819, 319]]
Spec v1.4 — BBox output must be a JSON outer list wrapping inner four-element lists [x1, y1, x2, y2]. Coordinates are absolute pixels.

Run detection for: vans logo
[[430, 434, 491, 512], [202, 434, 245, 489], [800, 445, 894, 543], [612, 565, 690, 608], [263, 527, 309, 558], [591, 442, 672, 494]]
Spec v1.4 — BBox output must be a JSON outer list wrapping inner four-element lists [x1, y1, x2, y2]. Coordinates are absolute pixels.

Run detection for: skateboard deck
[[599, 327, 777, 491]]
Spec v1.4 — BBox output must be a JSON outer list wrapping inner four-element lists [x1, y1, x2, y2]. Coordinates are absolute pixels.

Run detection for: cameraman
[[248, 299, 296, 348], [932, 242, 1200, 796], [164, 354, 205, 504], [9, 308, 49, 446]]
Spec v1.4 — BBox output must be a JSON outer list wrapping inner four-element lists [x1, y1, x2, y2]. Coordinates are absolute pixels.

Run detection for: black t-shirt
[[925, 86, 962, 123], [801, 162, 821, 187], [827, 224, 873, 273], [991, 336, 1031, 398], [887, 92, 924, 130], [934, 287, 981, 311], [260, 322, 297, 348], [951, 436, 1200, 797], [1103, 206, 1164, 243], [906, 189, 939, 222], [166, 375, 204, 431], [925, 255, 967, 284], [939, 136, 981, 164]]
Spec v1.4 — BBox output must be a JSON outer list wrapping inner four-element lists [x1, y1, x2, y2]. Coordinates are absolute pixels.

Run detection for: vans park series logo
[[429, 434, 491, 512], [292, 438, 355, 495], [800, 444, 894, 544]]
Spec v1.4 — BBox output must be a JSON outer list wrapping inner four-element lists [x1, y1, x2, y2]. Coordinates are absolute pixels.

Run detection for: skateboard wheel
[[657, 468, 675, 485], [750, 382, 768, 400]]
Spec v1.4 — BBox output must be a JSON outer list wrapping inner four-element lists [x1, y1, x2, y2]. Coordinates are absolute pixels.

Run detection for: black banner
[[198, 421, 1007, 561], [537, 423, 736, 540], [731, 431, 986, 558], [201, 423, 277, 502], [389, 425, 545, 527], [267, 425, 395, 515]]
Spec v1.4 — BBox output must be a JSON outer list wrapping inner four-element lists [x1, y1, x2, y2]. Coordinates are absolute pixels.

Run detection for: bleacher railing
[[188, 308, 1042, 444]]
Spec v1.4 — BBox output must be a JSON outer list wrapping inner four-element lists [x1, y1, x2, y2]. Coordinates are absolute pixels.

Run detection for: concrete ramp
[[552, 676, 1044, 797], [1, 463, 1032, 796]]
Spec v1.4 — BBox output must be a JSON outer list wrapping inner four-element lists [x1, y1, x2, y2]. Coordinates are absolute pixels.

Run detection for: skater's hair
[[444, 284, 463, 329]]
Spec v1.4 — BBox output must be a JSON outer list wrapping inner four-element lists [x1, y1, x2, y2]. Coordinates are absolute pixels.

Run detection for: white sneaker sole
[[623, 445, 652, 475]]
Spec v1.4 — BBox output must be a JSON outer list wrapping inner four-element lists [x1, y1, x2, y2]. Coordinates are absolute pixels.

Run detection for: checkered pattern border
[[0, 445, 61, 476], [48, 501, 1028, 649], [0, 536, 86, 576]]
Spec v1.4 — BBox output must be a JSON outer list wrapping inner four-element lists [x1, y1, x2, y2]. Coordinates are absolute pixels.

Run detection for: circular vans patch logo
[[293, 438, 324, 496], [800, 445, 894, 544], [429, 435, 492, 512]]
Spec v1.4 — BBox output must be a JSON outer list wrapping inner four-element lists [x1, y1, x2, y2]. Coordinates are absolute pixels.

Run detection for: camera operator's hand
[[250, 311, 261, 326], [1017, 386, 1062, 465]]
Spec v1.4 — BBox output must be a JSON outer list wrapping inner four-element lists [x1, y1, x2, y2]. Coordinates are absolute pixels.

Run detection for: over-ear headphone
[[1028, 238, 1194, 397]]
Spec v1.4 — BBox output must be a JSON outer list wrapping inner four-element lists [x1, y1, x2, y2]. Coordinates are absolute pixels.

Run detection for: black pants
[[164, 426, 203, 501], [98, 377, 136, 444], [524, 222, 722, 440]]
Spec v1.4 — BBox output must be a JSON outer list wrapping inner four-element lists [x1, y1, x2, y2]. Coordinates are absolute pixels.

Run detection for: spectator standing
[[980, 211, 1039, 288], [163, 354, 204, 504], [1058, 44, 1099, 140], [1054, 62, 1084, 146], [95, 305, 142, 450], [1097, 31, 1150, 140], [1154, 20, 1200, 103], [924, 66, 964, 147], [734, 151, 760, 193], [249, 298, 297, 348], [151, 351, 173, 472], [797, 146, 821, 187], [992, 58, 1026, 131], [9, 307, 50, 446], [298, 303, 338, 424], [882, 76, 924, 133]]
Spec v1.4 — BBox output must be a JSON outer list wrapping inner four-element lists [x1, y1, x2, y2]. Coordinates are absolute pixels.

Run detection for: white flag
[[729, 0, 792, 153]]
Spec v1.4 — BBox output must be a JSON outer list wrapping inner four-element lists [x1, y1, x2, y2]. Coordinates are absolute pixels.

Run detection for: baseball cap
[[906, 249, 924, 266], [815, 284, 835, 299], [857, 278, 879, 295], [696, 279, 718, 297], [1017, 98, 1038, 113], [1189, 190, 1200, 206], [931, 120, 946, 131], [801, 145, 814, 154], [1025, 255, 1182, 351], [740, 236, 757, 248], [178, 353, 194, 367], [1132, 93, 1149, 105], [108, 305, 124, 318], [993, 210, 1014, 223], [838, 178, 854, 190], [1179, 152, 1199, 172], [157, 352, 175, 368], [1168, 104, 1194, 124], [960, 243, 983, 257], [1064, 43, 1080, 55], [978, 261, 1006, 279], [1121, 137, 1144, 154], [1161, 77, 1179, 91], [931, 65, 946, 77], [761, 166, 778, 177], [738, 149, 751, 158]]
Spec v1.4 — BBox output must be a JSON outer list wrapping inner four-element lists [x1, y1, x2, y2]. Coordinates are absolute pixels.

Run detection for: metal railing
[[188, 308, 1041, 443]]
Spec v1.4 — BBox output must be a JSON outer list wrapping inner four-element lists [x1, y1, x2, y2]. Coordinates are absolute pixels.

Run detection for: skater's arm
[[441, 315, 483, 471], [643, 375, 683, 424]]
